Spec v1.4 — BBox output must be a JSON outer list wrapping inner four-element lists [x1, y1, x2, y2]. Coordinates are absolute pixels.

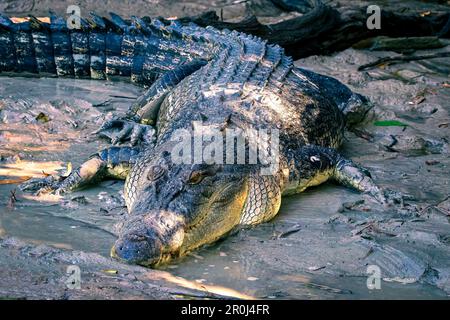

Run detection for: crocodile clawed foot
[[382, 189, 415, 207], [94, 118, 155, 146], [19, 175, 64, 195], [366, 187, 413, 209]]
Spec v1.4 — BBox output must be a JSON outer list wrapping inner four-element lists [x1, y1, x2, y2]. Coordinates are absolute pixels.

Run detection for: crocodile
[[1, 12, 390, 266]]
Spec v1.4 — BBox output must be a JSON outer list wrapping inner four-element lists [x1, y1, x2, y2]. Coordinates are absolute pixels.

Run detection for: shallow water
[[161, 190, 448, 299], [1, 181, 447, 299], [1, 47, 449, 299], [0, 195, 116, 255]]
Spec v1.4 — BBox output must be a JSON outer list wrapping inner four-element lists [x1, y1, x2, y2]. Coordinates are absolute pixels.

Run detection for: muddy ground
[[0, 0, 450, 299]]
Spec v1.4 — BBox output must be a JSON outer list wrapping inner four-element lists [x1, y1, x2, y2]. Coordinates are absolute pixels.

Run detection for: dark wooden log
[[174, 0, 450, 59]]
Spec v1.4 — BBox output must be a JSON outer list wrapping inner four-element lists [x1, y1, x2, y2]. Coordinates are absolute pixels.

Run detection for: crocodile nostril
[[112, 229, 165, 266]]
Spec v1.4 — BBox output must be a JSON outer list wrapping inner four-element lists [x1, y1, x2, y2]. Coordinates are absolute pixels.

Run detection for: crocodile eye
[[188, 171, 205, 185], [147, 165, 165, 181]]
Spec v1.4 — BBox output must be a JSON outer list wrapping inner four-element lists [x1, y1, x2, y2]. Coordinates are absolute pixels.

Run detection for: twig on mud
[[186, 252, 205, 260], [169, 288, 242, 300], [351, 128, 374, 142], [272, 224, 302, 239], [7, 189, 17, 209], [419, 195, 450, 216], [358, 52, 450, 71], [93, 99, 112, 107], [305, 282, 352, 295], [109, 95, 138, 100], [361, 247, 374, 259], [352, 221, 375, 236], [352, 220, 397, 238]]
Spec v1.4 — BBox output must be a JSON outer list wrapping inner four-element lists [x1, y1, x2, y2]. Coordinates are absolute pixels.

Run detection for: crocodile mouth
[[111, 209, 185, 266], [110, 245, 172, 267], [113, 248, 171, 267], [179, 178, 249, 255], [110, 236, 179, 267], [111, 177, 248, 266], [185, 182, 238, 231]]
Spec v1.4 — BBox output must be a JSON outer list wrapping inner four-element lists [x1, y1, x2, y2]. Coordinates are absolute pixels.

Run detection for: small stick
[[7, 189, 17, 209], [109, 95, 138, 100], [358, 52, 450, 71], [419, 195, 450, 216]]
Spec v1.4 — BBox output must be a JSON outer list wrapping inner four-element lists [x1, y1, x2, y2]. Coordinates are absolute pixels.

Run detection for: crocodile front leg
[[127, 59, 207, 124], [282, 145, 393, 205], [238, 145, 391, 227], [20, 146, 140, 194], [94, 119, 155, 146], [95, 60, 206, 145]]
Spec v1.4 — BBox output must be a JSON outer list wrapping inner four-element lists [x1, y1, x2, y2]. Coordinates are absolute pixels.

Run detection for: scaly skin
[[3, 13, 388, 266]]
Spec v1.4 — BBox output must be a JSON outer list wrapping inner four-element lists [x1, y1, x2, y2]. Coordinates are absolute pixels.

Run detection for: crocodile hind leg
[[96, 60, 206, 145], [282, 145, 389, 204], [20, 146, 139, 194], [127, 59, 207, 123]]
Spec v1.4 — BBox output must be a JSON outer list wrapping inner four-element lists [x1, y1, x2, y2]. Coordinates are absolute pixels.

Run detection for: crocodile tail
[[0, 12, 210, 86]]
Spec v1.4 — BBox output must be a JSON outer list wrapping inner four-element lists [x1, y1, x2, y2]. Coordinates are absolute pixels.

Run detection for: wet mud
[[0, 0, 449, 300]]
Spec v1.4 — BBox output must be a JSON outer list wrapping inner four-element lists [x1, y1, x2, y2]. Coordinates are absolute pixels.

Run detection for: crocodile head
[[111, 149, 250, 266]]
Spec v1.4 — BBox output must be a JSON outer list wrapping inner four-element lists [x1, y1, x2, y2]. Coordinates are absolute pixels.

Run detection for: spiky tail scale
[[0, 13, 211, 86]]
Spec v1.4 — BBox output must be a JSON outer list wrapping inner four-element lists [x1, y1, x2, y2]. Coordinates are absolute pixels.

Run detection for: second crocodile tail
[[0, 13, 210, 86]]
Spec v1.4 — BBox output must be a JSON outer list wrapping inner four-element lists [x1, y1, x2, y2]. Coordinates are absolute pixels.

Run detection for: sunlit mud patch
[[22, 238, 73, 250], [149, 271, 255, 300], [0, 126, 72, 155], [21, 193, 63, 203], [0, 159, 64, 179], [0, 159, 65, 203], [0, 77, 141, 263]]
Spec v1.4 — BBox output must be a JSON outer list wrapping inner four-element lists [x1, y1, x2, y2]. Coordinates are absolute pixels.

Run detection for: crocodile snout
[[111, 233, 162, 266], [111, 211, 185, 266]]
